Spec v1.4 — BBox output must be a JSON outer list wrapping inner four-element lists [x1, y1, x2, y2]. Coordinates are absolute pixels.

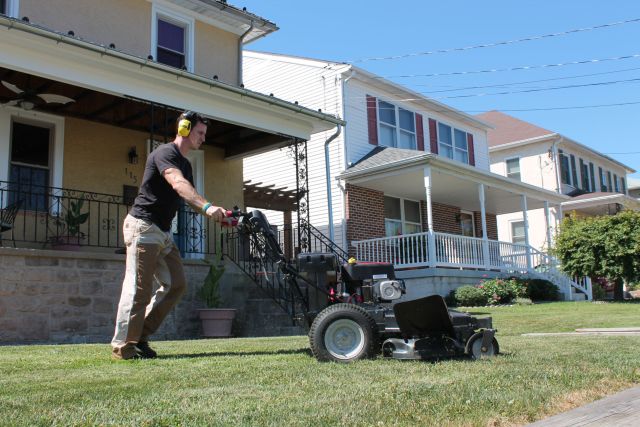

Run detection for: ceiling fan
[[1, 80, 75, 110]]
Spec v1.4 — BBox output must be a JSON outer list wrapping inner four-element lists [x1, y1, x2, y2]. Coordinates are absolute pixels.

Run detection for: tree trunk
[[613, 278, 625, 301]]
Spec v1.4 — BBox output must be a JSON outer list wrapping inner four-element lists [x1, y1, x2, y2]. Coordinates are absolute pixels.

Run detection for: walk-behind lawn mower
[[228, 208, 499, 363]]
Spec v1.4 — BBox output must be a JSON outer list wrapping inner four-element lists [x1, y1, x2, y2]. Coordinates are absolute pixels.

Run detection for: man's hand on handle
[[205, 205, 226, 222]]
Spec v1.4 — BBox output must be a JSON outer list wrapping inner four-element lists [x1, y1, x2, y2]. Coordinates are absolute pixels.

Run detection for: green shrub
[[454, 285, 486, 307], [591, 282, 606, 300], [478, 278, 527, 305], [524, 279, 560, 301]]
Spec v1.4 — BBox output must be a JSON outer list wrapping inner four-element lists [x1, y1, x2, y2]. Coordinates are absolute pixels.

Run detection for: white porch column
[[521, 195, 532, 269], [423, 167, 436, 267], [544, 201, 552, 252], [478, 183, 490, 269]]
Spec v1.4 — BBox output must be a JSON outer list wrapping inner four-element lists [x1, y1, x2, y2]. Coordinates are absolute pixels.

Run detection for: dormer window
[[152, 5, 194, 71]]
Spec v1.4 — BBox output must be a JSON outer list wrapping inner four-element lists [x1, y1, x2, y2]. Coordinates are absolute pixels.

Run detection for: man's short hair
[[177, 111, 209, 131]]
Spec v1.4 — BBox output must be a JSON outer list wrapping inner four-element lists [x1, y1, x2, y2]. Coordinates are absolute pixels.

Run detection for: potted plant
[[197, 261, 236, 338], [49, 197, 90, 250]]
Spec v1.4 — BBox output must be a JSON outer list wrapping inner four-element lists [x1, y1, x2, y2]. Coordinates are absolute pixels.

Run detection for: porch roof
[[562, 192, 640, 214], [338, 147, 568, 214], [0, 15, 343, 159]]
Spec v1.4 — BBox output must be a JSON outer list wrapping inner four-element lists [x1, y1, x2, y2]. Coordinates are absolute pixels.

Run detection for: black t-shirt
[[130, 143, 194, 231]]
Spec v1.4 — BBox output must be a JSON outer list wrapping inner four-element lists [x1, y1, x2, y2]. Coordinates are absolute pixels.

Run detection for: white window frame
[[510, 220, 526, 245], [384, 195, 421, 237], [2, 0, 19, 17], [0, 108, 64, 210], [505, 156, 521, 181], [151, 3, 195, 72], [376, 99, 417, 150], [437, 121, 469, 164]]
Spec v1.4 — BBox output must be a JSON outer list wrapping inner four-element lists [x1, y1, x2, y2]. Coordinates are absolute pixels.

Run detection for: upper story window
[[559, 150, 572, 185], [378, 101, 416, 149], [614, 174, 620, 192], [1, 0, 18, 17], [621, 177, 627, 194], [607, 171, 613, 193], [438, 123, 468, 164], [152, 5, 195, 72], [384, 196, 421, 237], [506, 158, 521, 181], [599, 167, 607, 192], [580, 159, 591, 191], [589, 162, 596, 192]]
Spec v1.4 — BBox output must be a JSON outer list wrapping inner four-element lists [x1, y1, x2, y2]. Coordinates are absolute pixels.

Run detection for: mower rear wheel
[[309, 304, 379, 362], [467, 332, 500, 360]]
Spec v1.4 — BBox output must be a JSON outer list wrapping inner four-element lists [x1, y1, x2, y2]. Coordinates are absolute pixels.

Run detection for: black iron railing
[[0, 180, 219, 255]]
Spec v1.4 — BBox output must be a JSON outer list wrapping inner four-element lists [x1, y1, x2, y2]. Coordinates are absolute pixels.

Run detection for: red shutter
[[415, 114, 424, 151], [366, 95, 378, 146], [467, 133, 475, 166], [428, 118, 438, 154]]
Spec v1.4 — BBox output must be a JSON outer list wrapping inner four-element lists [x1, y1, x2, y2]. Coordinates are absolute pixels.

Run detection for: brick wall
[[420, 201, 498, 238], [474, 212, 498, 240], [345, 184, 385, 256]]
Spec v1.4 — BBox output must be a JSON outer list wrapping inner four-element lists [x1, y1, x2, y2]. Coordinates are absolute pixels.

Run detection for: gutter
[[237, 20, 254, 86], [324, 125, 342, 241], [0, 15, 344, 127]]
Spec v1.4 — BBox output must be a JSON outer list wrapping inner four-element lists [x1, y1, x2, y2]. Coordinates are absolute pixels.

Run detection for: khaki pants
[[112, 214, 186, 359]]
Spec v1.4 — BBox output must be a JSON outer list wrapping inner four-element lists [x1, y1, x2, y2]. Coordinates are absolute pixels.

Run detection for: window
[[438, 122, 469, 164], [599, 167, 607, 192], [506, 158, 521, 181], [377, 100, 416, 149], [384, 196, 421, 236], [9, 121, 51, 211], [614, 174, 620, 192], [511, 221, 526, 245], [589, 162, 596, 193], [152, 6, 194, 71], [1, 0, 18, 17], [580, 159, 590, 191], [621, 177, 627, 194], [559, 150, 571, 185], [607, 171, 612, 193]]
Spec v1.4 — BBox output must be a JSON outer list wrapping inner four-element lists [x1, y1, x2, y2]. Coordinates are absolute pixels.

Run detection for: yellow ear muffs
[[178, 118, 192, 137]]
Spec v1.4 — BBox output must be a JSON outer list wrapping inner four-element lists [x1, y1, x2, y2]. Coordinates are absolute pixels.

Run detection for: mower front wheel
[[466, 332, 500, 360], [309, 304, 379, 363]]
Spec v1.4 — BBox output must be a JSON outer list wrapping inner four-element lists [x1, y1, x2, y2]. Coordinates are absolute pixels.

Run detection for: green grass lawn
[[1, 301, 639, 426]]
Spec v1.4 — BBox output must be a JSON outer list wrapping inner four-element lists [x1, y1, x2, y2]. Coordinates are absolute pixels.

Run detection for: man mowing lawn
[[111, 111, 227, 360]]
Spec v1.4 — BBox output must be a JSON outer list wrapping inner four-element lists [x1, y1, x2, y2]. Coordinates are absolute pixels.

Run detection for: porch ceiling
[[0, 67, 292, 158]]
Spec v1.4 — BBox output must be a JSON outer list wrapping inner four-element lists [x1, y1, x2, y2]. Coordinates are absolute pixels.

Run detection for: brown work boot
[[112, 344, 139, 360]]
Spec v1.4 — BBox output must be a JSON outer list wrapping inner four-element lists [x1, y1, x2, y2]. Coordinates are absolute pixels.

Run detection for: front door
[[459, 211, 475, 237]]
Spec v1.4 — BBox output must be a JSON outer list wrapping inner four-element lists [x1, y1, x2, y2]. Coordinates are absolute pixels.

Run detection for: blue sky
[[239, 0, 640, 179]]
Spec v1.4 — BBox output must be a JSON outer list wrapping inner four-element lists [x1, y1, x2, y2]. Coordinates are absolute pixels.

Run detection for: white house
[[481, 111, 639, 252], [242, 52, 591, 300]]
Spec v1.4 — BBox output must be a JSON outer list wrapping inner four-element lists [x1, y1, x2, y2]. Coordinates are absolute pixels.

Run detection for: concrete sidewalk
[[527, 385, 640, 426]]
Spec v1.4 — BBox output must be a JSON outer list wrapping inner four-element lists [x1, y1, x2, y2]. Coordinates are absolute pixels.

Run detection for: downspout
[[324, 124, 342, 241], [237, 20, 254, 86]]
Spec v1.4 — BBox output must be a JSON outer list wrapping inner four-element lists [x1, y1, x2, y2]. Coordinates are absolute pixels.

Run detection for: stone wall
[[0, 248, 209, 344]]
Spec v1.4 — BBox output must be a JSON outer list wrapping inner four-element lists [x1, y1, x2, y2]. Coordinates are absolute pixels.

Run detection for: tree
[[554, 210, 640, 300]]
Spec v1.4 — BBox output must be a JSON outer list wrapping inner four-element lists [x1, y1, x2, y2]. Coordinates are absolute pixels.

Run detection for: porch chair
[[0, 199, 24, 248]]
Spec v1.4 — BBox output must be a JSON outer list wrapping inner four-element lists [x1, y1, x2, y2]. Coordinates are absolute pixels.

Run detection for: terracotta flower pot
[[198, 308, 236, 338]]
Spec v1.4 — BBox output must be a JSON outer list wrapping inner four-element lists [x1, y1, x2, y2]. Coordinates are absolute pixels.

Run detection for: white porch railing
[[352, 232, 592, 301]]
